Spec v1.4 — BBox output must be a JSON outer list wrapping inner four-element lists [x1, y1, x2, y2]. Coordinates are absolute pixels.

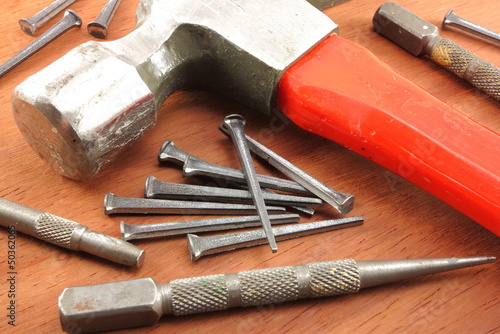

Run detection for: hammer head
[[59, 278, 164, 333], [12, 0, 338, 180]]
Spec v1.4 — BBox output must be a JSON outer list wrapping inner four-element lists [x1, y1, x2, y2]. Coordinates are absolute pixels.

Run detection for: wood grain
[[0, 1, 498, 333]]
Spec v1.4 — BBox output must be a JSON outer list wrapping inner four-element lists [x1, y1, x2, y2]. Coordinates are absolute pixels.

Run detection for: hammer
[[11, 0, 500, 235]]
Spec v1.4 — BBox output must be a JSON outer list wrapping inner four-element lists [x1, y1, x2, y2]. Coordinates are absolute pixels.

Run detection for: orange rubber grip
[[278, 35, 499, 236]]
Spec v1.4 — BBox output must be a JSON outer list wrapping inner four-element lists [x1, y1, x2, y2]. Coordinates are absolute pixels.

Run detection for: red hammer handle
[[278, 35, 500, 235]]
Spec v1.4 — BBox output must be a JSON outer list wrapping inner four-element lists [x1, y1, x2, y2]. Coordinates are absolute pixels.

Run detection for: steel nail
[[1, 10, 82, 78], [157, 139, 312, 195], [19, 0, 77, 36], [183, 156, 312, 195], [120, 214, 300, 241], [145, 176, 322, 207], [442, 9, 500, 46], [219, 125, 355, 215], [104, 193, 286, 215], [221, 114, 277, 252], [157, 140, 192, 165], [87, 0, 123, 39], [187, 216, 364, 261], [233, 184, 315, 217]]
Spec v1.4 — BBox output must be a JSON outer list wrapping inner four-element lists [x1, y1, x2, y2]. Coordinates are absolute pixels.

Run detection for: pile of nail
[[106, 115, 363, 261]]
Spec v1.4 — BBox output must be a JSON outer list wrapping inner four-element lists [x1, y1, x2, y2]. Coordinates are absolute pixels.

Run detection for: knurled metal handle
[[167, 259, 361, 316], [430, 38, 500, 100], [34, 212, 81, 248]]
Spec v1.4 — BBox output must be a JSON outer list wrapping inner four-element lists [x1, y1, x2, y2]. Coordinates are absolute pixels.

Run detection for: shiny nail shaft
[[220, 126, 355, 214], [145, 176, 322, 207], [121, 214, 300, 241], [158, 140, 311, 195], [104, 193, 286, 215], [188, 216, 364, 261], [19, 0, 77, 35], [1, 10, 81, 78], [222, 115, 277, 252], [442, 9, 500, 45]]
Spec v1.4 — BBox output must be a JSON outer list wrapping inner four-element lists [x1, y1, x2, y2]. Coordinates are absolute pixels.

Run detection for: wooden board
[[0, 0, 498, 333]]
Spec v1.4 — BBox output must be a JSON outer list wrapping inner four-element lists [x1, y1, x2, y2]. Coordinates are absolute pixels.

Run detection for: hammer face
[[12, 0, 336, 180], [12, 42, 157, 180]]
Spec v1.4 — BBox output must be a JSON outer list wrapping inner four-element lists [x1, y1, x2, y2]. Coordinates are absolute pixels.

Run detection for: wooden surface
[[0, 1, 498, 333]]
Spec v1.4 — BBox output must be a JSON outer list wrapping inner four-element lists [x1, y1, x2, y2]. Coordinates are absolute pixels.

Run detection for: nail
[[187, 216, 364, 261], [1, 10, 82, 78], [183, 156, 313, 195], [157, 140, 191, 165], [219, 125, 355, 215], [157, 140, 312, 195], [263, 192, 315, 216], [121, 214, 300, 241], [104, 193, 286, 215], [234, 184, 315, 217], [221, 114, 278, 252], [145, 176, 322, 207], [87, 0, 123, 39], [19, 0, 77, 36], [442, 9, 500, 46]]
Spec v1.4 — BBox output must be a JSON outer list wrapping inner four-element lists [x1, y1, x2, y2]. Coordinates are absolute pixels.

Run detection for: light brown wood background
[[0, 1, 498, 333]]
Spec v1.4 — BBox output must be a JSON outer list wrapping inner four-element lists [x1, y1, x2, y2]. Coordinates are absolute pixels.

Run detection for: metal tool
[[87, 0, 123, 39], [159, 140, 311, 195], [0, 197, 144, 267], [145, 176, 322, 207], [442, 10, 500, 46], [19, 0, 77, 35], [219, 122, 355, 215], [58, 256, 495, 333], [12, 0, 339, 180], [121, 214, 300, 241], [373, 2, 500, 101], [188, 216, 363, 260], [104, 193, 285, 215], [12, 0, 500, 236], [1, 10, 81, 79], [221, 114, 278, 252]]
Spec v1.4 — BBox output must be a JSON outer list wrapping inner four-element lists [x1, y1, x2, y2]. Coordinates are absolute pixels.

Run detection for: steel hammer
[[11, 0, 500, 235]]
